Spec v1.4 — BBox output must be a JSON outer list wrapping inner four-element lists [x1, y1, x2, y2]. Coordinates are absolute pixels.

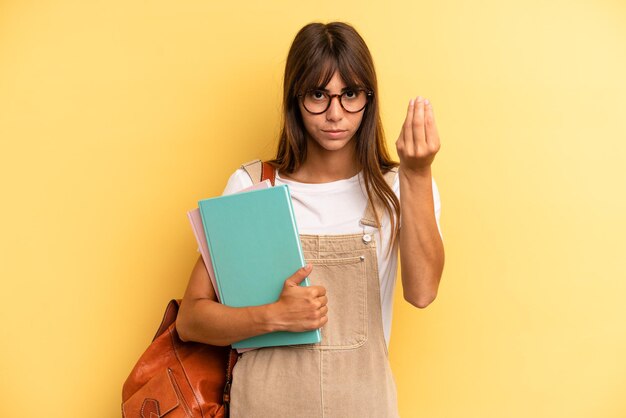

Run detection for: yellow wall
[[1, 1, 625, 417]]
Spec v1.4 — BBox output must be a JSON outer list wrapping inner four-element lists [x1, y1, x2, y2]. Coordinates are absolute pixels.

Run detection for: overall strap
[[241, 159, 276, 186], [360, 168, 398, 228]]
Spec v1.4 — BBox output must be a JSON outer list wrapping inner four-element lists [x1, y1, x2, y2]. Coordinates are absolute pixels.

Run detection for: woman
[[177, 21, 444, 417]]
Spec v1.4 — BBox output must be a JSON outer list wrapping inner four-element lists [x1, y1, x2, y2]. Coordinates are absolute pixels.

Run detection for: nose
[[325, 95, 344, 121]]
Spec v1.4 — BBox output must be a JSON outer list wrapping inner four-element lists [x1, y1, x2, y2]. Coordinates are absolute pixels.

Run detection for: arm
[[176, 256, 328, 346], [395, 96, 445, 308]]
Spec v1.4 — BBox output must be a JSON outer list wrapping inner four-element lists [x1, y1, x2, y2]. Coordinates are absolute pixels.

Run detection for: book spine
[[198, 203, 227, 304], [283, 185, 309, 286]]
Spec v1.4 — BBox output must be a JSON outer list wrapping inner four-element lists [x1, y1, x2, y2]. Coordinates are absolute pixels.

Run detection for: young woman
[[177, 21, 444, 417]]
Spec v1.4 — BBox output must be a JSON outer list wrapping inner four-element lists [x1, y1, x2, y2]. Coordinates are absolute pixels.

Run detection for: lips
[[321, 129, 348, 139]]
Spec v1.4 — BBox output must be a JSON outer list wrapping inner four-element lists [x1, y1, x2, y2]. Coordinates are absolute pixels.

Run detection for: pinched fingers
[[424, 100, 441, 152], [398, 98, 416, 156], [397, 96, 441, 170], [398, 96, 428, 158], [411, 96, 427, 150]]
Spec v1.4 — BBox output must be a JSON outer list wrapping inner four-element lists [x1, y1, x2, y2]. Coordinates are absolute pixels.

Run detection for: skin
[[176, 72, 444, 345], [396, 96, 445, 308], [282, 72, 365, 183]]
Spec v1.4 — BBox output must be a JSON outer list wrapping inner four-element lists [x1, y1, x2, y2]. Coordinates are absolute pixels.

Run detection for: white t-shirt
[[223, 169, 442, 346]]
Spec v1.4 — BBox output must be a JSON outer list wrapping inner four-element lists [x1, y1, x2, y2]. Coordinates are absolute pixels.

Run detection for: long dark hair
[[269, 22, 401, 246]]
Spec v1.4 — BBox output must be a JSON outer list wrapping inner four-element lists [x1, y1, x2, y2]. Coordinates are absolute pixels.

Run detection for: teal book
[[198, 185, 321, 349]]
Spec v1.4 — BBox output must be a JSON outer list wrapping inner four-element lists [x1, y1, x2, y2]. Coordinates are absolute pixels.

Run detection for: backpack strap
[[152, 299, 180, 342], [241, 159, 276, 186], [359, 168, 398, 228]]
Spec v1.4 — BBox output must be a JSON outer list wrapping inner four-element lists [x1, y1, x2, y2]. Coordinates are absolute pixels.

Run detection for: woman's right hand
[[269, 264, 328, 332], [177, 258, 327, 345]]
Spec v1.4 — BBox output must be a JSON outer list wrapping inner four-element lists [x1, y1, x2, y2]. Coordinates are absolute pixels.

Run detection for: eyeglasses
[[298, 89, 373, 115]]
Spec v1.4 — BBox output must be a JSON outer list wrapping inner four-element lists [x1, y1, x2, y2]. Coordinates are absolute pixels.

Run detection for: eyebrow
[[314, 87, 355, 93]]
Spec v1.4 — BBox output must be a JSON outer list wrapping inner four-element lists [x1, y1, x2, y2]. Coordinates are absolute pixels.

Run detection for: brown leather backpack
[[122, 300, 238, 417], [122, 161, 275, 417]]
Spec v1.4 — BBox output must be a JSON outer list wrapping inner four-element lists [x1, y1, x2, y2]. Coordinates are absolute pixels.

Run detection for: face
[[298, 72, 365, 155]]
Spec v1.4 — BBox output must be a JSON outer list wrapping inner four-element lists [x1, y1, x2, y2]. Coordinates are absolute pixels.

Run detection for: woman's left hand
[[396, 96, 441, 174], [395, 96, 445, 308]]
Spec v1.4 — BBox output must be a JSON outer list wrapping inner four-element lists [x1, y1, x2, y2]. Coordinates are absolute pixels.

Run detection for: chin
[[311, 134, 354, 153], [318, 141, 352, 154]]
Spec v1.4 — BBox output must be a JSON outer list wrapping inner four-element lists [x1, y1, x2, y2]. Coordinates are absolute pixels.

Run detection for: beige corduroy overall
[[230, 164, 399, 418]]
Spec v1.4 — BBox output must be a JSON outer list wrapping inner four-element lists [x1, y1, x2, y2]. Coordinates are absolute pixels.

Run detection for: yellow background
[[1, 1, 625, 417]]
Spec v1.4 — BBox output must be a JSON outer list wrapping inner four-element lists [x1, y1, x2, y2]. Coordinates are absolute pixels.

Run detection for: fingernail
[[417, 96, 423, 102], [425, 98, 430, 105], [409, 98, 415, 106]]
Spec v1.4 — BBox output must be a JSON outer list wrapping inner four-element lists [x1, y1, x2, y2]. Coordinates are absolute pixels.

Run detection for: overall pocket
[[305, 255, 368, 349]]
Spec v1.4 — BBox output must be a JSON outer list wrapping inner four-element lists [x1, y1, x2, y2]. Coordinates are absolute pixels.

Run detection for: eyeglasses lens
[[303, 90, 368, 114]]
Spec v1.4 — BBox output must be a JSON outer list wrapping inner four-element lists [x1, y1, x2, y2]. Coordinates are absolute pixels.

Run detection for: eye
[[343, 90, 357, 99], [310, 90, 326, 101]]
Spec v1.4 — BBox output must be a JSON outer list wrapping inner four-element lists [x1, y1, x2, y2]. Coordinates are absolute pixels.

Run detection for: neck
[[285, 138, 360, 183]]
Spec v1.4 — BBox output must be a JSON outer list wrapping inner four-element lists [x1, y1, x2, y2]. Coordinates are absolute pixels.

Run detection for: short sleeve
[[222, 169, 254, 196]]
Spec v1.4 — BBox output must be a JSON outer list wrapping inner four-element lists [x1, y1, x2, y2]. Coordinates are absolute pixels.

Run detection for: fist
[[273, 264, 329, 332]]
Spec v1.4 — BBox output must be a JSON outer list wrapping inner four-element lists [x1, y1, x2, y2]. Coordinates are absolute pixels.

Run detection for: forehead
[[320, 72, 348, 91], [299, 57, 364, 92]]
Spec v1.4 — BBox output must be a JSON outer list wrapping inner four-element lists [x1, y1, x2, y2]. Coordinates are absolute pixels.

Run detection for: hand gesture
[[396, 97, 441, 174], [271, 264, 328, 332]]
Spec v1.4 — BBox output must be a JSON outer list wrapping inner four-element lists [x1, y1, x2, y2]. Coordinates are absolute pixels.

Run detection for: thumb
[[286, 264, 312, 287]]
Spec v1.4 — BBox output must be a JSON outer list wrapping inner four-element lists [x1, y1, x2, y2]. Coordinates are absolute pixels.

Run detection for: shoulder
[[222, 168, 254, 196]]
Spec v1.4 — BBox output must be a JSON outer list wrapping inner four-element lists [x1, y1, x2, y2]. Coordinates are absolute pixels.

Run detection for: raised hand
[[396, 96, 441, 174]]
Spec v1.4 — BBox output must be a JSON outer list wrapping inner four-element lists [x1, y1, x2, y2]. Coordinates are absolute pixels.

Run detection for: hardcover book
[[198, 185, 321, 349]]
